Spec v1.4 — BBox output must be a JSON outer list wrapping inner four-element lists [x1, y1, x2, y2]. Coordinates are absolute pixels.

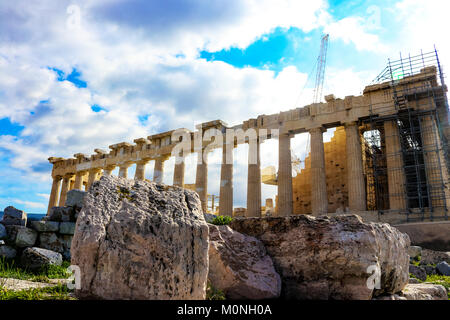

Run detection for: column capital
[[103, 164, 116, 171], [155, 154, 170, 162], [136, 159, 151, 165], [309, 126, 326, 134]]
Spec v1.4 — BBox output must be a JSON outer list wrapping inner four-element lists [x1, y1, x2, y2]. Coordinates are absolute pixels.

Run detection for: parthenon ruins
[[47, 51, 450, 224]]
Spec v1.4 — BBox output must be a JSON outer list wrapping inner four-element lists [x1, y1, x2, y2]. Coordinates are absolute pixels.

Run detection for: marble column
[[74, 171, 86, 190], [58, 174, 73, 206], [118, 163, 132, 179], [420, 115, 450, 210], [219, 142, 233, 216], [277, 133, 293, 216], [154, 156, 168, 183], [135, 160, 149, 181], [384, 120, 407, 210], [345, 122, 367, 211], [247, 138, 261, 217], [195, 149, 208, 213], [310, 127, 328, 215], [173, 157, 186, 187], [47, 176, 62, 214], [87, 168, 101, 190]]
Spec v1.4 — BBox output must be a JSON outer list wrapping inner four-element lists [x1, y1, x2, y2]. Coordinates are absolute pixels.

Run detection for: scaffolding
[[362, 49, 450, 222]]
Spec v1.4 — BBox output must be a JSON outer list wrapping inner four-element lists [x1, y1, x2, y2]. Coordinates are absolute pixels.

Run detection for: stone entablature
[[46, 67, 450, 219]]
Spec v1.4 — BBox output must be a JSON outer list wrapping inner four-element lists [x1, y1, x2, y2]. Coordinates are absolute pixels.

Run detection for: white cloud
[[324, 16, 388, 53], [12, 199, 46, 209]]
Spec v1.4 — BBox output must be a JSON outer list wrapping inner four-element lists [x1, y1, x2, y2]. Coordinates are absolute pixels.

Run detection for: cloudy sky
[[0, 0, 449, 212]]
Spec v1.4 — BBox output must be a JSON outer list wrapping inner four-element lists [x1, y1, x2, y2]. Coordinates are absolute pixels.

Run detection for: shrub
[[210, 215, 233, 226]]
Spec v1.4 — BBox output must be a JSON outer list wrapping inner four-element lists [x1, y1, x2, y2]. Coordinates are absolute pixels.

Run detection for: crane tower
[[312, 34, 329, 104]]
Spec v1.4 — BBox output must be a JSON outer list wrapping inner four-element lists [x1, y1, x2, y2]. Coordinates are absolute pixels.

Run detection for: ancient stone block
[[71, 176, 209, 300], [436, 261, 450, 276], [230, 214, 410, 300], [20, 247, 62, 271], [2, 206, 27, 226], [39, 232, 65, 253], [65, 189, 86, 208], [59, 222, 76, 235], [15, 227, 38, 248], [30, 221, 60, 232]]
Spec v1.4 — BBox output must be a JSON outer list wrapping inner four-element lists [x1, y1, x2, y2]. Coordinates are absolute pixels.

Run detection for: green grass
[[206, 282, 226, 300], [0, 284, 75, 300], [0, 257, 71, 283], [210, 215, 233, 226]]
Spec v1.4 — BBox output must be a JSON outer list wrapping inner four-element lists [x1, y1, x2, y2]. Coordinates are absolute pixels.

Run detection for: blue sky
[[0, 0, 449, 212]]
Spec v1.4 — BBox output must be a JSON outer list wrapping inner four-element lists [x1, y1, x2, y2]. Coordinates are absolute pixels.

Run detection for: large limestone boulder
[[230, 215, 410, 300], [208, 224, 281, 299], [401, 283, 448, 300], [71, 176, 209, 300], [1, 206, 27, 226]]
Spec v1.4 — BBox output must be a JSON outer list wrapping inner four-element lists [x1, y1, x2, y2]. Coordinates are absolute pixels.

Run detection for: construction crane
[[304, 34, 329, 156], [312, 34, 329, 104]]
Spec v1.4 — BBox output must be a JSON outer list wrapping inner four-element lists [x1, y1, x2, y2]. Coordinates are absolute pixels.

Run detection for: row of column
[[47, 155, 184, 214], [47, 124, 367, 216], [47, 122, 372, 216]]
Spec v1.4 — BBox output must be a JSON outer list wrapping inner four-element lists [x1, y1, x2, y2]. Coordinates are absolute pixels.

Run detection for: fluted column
[[154, 156, 168, 183], [345, 122, 366, 211], [384, 120, 407, 210], [420, 115, 450, 210], [47, 176, 62, 214], [118, 163, 132, 179], [173, 158, 186, 187], [87, 168, 101, 190], [310, 127, 328, 215], [247, 137, 261, 217], [195, 149, 208, 213], [135, 160, 149, 180], [74, 171, 86, 190], [58, 174, 74, 206], [219, 141, 233, 216], [277, 132, 293, 216]]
